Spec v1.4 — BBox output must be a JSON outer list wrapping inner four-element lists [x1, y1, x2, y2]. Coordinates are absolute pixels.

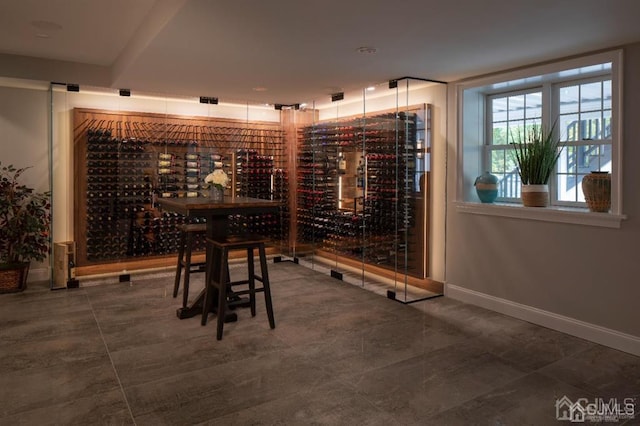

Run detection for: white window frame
[[455, 49, 626, 228], [485, 87, 544, 202], [553, 76, 612, 207]]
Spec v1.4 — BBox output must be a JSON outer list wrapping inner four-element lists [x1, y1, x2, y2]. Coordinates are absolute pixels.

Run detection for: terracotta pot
[[582, 171, 611, 212], [521, 184, 549, 207]]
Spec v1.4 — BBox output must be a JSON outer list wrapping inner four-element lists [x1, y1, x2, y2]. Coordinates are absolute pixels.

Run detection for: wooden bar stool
[[203, 235, 275, 340], [173, 223, 207, 308]]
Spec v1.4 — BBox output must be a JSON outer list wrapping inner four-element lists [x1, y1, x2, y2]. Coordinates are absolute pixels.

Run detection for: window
[[485, 75, 612, 207], [555, 78, 612, 205], [487, 90, 542, 201], [457, 50, 624, 227]]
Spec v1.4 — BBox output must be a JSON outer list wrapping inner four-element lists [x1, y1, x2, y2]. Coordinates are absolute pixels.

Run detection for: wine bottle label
[[210, 154, 222, 161], [185, 154, 199, 160], [158, 153, 173, 160], [213, 161, 223, 168], [186, 177, 198, 183], [186, 191, 199, 198], [158, 168, 172, 174], [186, 184, 199, 190], [186, 161, 199, 168], [158, 160, 172, 167]]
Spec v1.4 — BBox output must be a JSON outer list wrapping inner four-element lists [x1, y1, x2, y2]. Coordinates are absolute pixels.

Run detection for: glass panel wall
[[294, 78, 445, 303], [51, 86, 284, 281], [47, 78, 445, 303]]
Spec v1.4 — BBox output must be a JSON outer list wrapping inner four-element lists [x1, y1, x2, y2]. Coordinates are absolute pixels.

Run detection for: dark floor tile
[[471, 321, 596, 372], [0, 289, 90, 322], [0, 308, 99, 346], [345, 341, 528, 423], [110, 327, 289, 388], [271, 300, 405, 347], [199, 379, 400, 426], [0, 355, 121, 418], [0, 388, 133, 426], [539, 344, 640, 399], [99, 314, 216, 353], [292, 317, 469, 378], [413, 296, 528, 336], [124, 349, 332, 424], [0, 329, 107, 374], [427, 372, 594, 425], [2, 262, 638, 424]]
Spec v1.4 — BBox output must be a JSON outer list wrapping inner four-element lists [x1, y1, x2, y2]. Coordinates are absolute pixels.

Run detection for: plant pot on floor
[[0, 262, 29, 293], [521, 184, 549, 207]]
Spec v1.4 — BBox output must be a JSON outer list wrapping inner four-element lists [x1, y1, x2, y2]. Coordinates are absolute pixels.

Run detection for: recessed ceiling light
[[366, 86, 376, 91], [253, 87, 267, 92], [356, 46, 378, 55]]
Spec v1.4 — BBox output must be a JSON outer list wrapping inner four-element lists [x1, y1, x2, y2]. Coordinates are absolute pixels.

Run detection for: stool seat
[[203, 235, 275, 340], [173, 222, 207, 308], [212, 234, 269, 247]]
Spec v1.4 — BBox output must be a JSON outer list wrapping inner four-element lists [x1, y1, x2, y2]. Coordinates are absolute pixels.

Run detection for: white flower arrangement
[[204, 169, 229, 191]]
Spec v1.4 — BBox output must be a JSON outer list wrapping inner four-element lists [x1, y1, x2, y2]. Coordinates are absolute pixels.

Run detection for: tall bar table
[[157, 196, 281, 324]]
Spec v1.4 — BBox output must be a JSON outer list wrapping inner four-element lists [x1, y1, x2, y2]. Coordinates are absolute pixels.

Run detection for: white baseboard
[[445, 283, 640, 357]]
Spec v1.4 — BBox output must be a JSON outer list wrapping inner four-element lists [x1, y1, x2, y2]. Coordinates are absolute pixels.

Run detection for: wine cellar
[[295, 105, 430, 279], [73, 108, 289, 270], [71, 101, 435, 292]]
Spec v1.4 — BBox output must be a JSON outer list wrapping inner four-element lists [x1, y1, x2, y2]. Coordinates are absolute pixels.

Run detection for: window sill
[[454, 201, 626, 228]]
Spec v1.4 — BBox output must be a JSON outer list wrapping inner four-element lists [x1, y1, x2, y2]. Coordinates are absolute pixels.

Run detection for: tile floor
[[1, 261, 639, 425]]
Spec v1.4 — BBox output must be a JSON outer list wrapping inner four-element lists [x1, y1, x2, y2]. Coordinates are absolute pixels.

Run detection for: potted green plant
[[511, 121, 563, 207], [0, 162, 51, 293]]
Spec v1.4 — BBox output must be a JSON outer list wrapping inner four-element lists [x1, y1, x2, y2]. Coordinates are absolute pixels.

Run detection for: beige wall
[[0, 81, 50, 281], [445, 42, 640, 354]]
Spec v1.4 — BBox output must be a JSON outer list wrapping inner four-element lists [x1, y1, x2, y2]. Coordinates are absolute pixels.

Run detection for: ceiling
[[1, 0, 640, 105]]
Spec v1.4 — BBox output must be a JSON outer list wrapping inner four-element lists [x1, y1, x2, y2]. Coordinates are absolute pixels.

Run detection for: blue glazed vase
[[474, 172, 499, 203]]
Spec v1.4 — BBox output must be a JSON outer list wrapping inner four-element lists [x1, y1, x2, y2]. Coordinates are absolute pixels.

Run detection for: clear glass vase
[[210, 187, 224, 201]]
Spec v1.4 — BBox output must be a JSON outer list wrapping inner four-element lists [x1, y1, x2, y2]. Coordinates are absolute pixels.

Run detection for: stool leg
[[173, 231, 186, 298], [258, 244, 275, 329], [182, 232, 194, 309], [247, 247, 257, 317], [216, 248, 229, 340], [202, 242, 215, 326]]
